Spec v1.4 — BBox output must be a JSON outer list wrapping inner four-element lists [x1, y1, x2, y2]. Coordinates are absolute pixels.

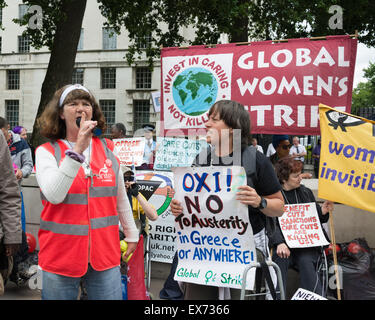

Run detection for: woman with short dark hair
[[207, 99, 251, 150], [170, 99, 284, 299]]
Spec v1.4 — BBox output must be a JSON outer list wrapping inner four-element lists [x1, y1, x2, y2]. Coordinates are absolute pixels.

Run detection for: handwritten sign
[[154, 137, 208, 171], [278, 202, 329, 248], [172, 166, 256, 290], [291, 288, 327, 300], [113, 137, 145, 166]]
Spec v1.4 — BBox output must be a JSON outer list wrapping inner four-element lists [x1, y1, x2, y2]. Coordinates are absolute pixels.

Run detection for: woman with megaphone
[[35, 84, 138, 300]]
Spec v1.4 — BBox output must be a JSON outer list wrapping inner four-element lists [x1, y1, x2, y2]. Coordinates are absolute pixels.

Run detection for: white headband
[[59, 84, 90, 107]]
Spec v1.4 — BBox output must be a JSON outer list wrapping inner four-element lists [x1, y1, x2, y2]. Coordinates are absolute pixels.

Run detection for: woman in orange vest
[[35, 84, 139, 300]]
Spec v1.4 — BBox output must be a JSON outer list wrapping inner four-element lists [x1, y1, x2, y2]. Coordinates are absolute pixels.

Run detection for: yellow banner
[[318, 104, 375, 213]]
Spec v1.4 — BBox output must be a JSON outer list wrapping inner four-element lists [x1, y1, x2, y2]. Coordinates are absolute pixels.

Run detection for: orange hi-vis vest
[[37, 138, 121, 277]]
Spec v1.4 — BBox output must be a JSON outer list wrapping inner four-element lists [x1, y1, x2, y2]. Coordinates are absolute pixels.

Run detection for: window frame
[[7, 70, 20, 90], [100, 67, 116, 89], [72, 68, 84, 85], [5, 100, 20, 129], [18, 34, 31, 53], [102, 27, 117, 50], [135, 67, 152, 89], [99, 99, 116, 133], [133, 99, 151, 132]]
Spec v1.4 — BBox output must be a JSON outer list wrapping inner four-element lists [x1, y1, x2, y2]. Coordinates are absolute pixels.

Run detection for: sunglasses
[[281, 144, 292, 150], [124, 175, 135, 182]]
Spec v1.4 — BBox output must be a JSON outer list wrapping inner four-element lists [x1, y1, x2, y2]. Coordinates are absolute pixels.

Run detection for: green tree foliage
[[13, 0, 375, 82], [13, 0, 67, 50], [13, 0, 87, 147], [99, 0, 375, 66], [352, 62, 375, 112], [8, 0, 375, 145]]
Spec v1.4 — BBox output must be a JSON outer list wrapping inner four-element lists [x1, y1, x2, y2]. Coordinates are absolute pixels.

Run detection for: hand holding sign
[[236, 185, 261, 208], [170, 199, 183, 217], [321, 200, 334, 215]]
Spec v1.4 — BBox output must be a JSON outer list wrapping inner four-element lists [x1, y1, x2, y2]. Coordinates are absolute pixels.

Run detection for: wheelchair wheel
[[316, 248, 329, 297]]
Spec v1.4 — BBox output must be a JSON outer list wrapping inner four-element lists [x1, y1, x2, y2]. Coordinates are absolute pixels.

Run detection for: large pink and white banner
[[161, 36, 357, 135]]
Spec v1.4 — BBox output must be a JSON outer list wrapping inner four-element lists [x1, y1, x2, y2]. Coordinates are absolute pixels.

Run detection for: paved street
[[0, 261, 302, 300], [0, 281, 41, 300], [0, 263, 166, 300]]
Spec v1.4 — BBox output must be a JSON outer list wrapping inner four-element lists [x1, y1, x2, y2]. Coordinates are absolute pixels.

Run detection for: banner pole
[[273, 33, 358, 43], [132, 156, 137, 182], [329, 209, 341, 300]]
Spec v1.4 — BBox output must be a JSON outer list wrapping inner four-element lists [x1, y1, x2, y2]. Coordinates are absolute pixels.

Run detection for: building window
[[102, 27, 117, 50], [5, 100, 19, 129], [19, 4, 28, 20], [72, 68, 84, 85], [18, 35, 30, 53], [136, 67, 152, 89], [101, 68, 116, 89], [99, 100, 116, 133], [133, 100, 150, 131], [135, 33, 152, 49], [77, 28, 84, 51], [0, 37, 2, 54], [7, 70, 20, 90]]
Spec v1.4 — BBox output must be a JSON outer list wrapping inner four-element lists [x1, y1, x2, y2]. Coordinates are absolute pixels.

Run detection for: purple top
[[312, 144, 321, 164]]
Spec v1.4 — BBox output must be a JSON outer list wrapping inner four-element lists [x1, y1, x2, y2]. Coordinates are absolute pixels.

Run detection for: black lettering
[[185, 196, 201, 214], [206, 195, 223, 214]]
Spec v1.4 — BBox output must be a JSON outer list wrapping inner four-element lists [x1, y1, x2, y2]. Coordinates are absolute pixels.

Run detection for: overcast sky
[[353, 42, 375, 88]]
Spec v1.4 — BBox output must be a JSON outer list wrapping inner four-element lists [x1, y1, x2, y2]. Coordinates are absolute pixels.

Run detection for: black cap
[[142, 124, 155, 132]]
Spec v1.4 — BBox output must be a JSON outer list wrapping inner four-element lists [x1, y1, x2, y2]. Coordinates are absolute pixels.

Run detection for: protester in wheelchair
[[269, 157, 334, 298]]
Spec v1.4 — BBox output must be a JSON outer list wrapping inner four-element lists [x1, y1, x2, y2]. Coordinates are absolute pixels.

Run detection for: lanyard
[[281, 189, 299, 205]]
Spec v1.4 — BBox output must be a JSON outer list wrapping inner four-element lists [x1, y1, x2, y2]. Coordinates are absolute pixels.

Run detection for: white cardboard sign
[[172, 166, 257, 290], [291, 288, 327, 300], [113, 137, 145, 167], [278, 202, 329, 248]]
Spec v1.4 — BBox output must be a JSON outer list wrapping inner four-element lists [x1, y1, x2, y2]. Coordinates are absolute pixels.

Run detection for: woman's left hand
[[236, 185, 261, 208], [123, 241, 138, 260], [321, 200, 334, 215]]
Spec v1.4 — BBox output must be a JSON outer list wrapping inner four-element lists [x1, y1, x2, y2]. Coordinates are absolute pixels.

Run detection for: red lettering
[[202, 58, 209, 65]]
